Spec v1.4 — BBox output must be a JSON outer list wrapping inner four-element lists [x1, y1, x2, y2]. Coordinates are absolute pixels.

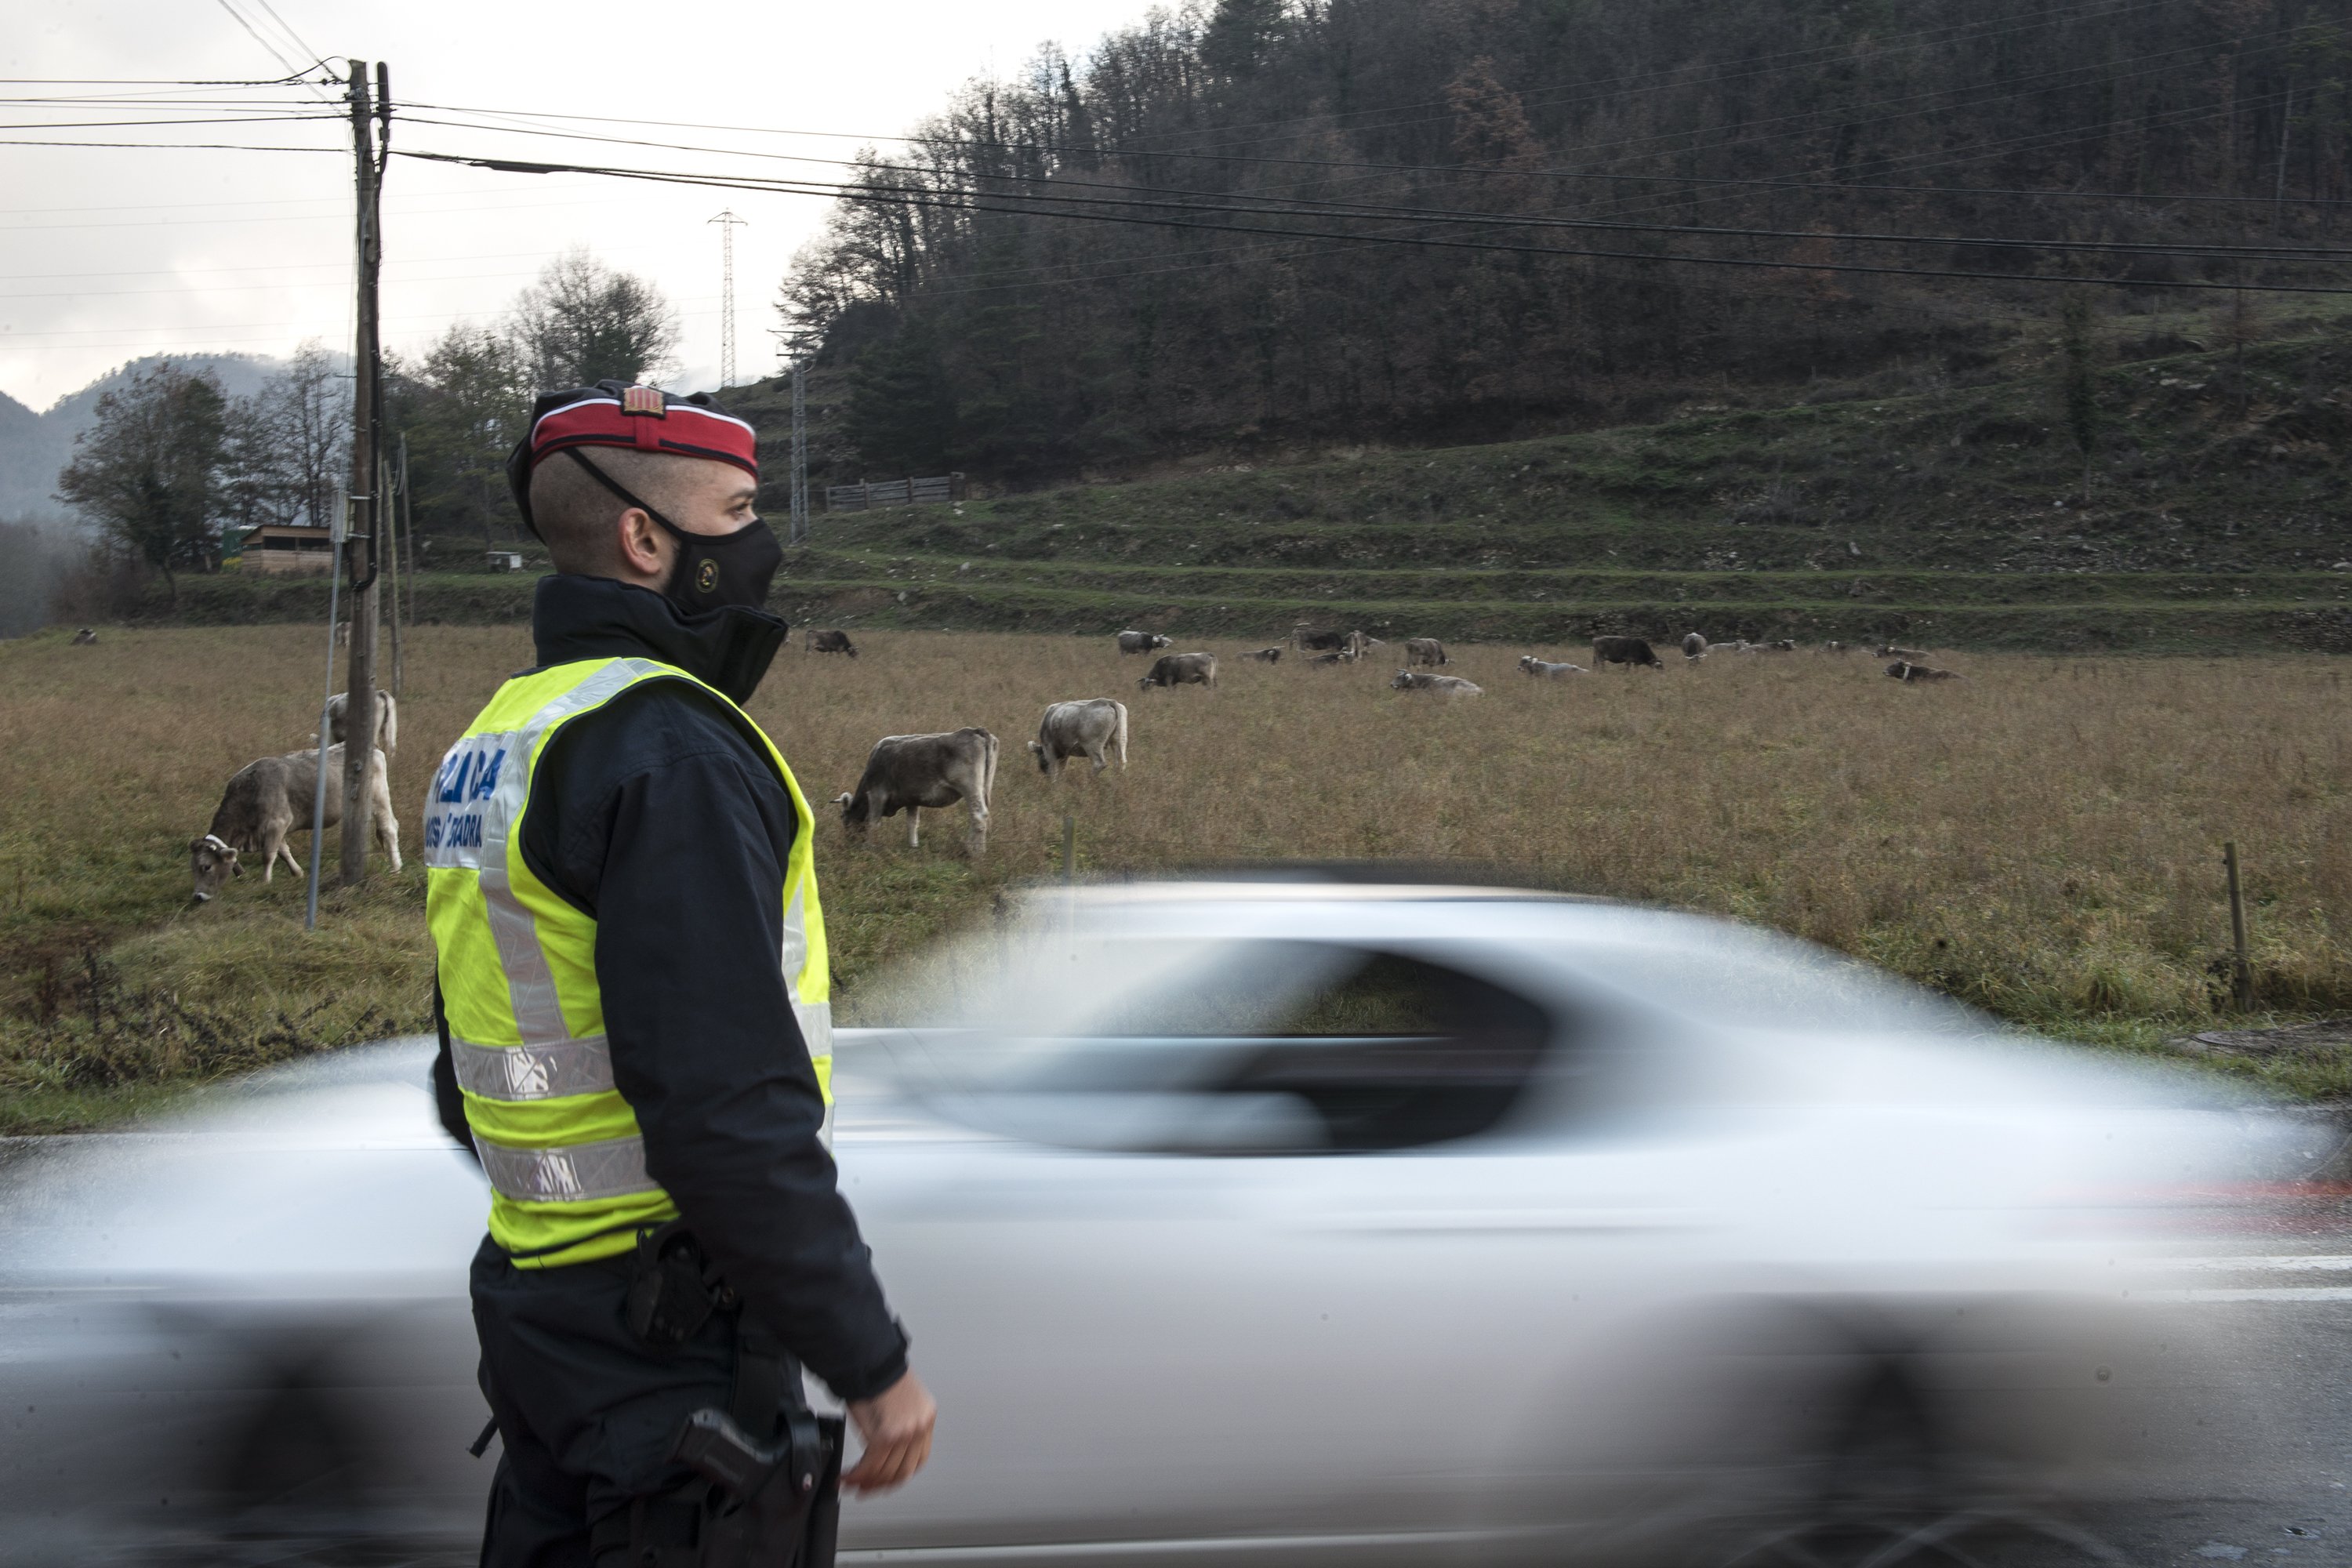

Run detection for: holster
[[593, 1225, 845, 1568]]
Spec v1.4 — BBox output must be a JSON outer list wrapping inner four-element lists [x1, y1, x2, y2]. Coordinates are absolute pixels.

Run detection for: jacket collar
[[529, 574, 789, 706]]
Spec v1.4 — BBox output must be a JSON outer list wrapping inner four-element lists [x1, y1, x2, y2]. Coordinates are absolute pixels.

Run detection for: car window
[[895, 939, 1556, 1154], [1566, 936, 1987, 1036]]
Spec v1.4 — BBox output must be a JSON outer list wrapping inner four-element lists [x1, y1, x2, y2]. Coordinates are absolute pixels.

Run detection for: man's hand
[[843, 1370, 936, 1496]]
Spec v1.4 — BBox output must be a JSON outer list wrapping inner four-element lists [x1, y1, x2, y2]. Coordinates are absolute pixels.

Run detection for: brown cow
[[1403, 637, 1449, 667], [806, 629, 858, 656], [834, 728, 999, 851], [1884, 660, 1964, 683], [1292, 626, 1347, 652], [1138, 652, 1218, 691], [1592, 635, 1664, 670]]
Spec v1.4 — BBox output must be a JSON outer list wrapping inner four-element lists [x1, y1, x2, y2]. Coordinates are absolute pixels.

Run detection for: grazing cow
[[1681, 632, 1707, 660], [1885, 660, 1963, 683], [71, 627, 96, 646], [1403, 637, 1449, 667], [325, 688, 398, 756], [1138, 652, 1218, 691], [1116, 630, 1173, 654], [1029, 699, 1129, 779], [189, 742, 399, 902], [806, 629, 858, 657], [1519, 656, 1585, 678], [1240, 646, 1283, 663], [834, 728, 999, 852], [1592, 635, 1664, 670], [1292, 626, 1348, 652], [1391, 670, 1482, 697], [1875, 644, 1930, 661]]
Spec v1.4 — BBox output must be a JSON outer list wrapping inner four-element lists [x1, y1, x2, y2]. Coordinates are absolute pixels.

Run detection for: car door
[[837, 936, 1637, 1556]]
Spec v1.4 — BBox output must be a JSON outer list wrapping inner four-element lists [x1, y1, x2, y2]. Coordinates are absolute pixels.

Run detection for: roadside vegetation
[[2, 623, 2343, 1131]]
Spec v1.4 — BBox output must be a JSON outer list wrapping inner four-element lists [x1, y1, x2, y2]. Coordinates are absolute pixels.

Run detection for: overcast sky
[[1, 0, 1156, 411]]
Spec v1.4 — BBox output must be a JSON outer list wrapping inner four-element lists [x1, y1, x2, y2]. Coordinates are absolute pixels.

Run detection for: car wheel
[[1684, 1364, 2129, 1568]]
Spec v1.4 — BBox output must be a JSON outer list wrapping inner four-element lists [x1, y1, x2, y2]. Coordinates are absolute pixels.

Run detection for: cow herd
[[183, 621, 1966, 897]]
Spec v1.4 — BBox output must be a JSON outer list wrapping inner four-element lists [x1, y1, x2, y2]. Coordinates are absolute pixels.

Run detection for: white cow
[[1029, 699, 1130, 780], [1391, 670, 1483, 697], [1519, 656, 1585, 678], [324, 689, 398, 756]]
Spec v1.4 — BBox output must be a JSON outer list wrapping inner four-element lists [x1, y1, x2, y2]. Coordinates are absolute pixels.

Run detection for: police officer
[[423, 381, 935, 1566]]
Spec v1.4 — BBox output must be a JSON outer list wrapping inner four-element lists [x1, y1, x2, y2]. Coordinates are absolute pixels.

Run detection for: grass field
[[1, 622, 2346, 1131]]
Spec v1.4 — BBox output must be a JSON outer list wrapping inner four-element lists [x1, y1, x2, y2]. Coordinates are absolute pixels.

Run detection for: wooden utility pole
[[339, 60, 388, 887]]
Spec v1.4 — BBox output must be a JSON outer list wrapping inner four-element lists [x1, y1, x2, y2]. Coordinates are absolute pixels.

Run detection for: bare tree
[[224, 339, 350, 533], [508, 246, 680, 390], [56, 361, 228, 604]]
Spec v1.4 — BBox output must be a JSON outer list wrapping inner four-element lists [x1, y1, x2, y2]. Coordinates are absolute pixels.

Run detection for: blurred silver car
[[0, 880, 2314, 1566]]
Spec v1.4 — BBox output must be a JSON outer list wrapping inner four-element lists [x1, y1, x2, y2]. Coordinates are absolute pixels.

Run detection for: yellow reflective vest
[[423, 656, 831, 1268]]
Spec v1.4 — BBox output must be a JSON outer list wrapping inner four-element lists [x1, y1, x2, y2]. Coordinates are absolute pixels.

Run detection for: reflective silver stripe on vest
[[477, 659, 670, 1045], [794, 997, 833, 1062], [474, 1133, 657, 1203], [452, 1035, 616, 1102]]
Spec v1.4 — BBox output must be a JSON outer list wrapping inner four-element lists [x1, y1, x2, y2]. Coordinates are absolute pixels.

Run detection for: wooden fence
[[825, 474, 964, 512]]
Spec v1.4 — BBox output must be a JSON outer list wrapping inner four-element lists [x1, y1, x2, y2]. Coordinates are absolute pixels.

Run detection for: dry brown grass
[[2, 623, 2346, 1125]]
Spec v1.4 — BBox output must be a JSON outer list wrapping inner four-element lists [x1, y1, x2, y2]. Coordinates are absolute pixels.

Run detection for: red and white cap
[[506, 380, 757, 534]]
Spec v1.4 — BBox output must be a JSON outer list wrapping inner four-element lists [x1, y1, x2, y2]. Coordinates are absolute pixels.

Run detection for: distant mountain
[[0, 353, 293, 520]]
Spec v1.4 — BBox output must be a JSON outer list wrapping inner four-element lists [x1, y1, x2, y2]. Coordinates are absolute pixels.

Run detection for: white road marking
[[2144, 1287, 2352, 1303]]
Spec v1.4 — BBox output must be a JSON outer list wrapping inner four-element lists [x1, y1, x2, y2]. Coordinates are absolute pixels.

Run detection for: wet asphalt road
[[2063, 1219, 2352, 1568]]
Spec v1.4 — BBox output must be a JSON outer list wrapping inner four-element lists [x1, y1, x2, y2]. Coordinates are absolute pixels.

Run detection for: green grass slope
[[771, 330, 2352, 652]]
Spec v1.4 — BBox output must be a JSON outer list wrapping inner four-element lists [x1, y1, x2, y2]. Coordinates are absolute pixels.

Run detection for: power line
[[212, 0, 312, 80], [401, 117, 2352, 265], [0, 71, 322, 85], [398, 147, 2352, 296], [0, 138, 343, 152], [0, 114, 342, 130], [403, 43, 2343, 216]]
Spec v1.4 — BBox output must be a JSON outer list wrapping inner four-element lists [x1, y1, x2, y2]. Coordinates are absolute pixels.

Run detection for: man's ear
[[615, 507, 666, 579]]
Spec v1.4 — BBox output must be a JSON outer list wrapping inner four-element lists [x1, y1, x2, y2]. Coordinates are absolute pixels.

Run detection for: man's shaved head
[[530, 448, 723, 575]]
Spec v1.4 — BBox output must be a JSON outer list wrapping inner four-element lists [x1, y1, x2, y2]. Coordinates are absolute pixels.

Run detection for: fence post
[[2223, 840, 2256, 1012]]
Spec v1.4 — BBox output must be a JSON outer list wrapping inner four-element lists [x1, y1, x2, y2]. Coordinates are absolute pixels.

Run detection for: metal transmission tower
[[708, 209, 748, 389]]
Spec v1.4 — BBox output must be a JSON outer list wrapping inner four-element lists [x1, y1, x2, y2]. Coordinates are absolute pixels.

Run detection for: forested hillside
[[782, 0, 2352, 483]]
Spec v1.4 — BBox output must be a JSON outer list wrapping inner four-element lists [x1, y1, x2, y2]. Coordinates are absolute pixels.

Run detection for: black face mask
[[564, 448, 782, 615]]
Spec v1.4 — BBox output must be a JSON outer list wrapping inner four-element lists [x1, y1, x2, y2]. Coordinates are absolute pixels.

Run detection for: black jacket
[[432, 574, 909, 1403]]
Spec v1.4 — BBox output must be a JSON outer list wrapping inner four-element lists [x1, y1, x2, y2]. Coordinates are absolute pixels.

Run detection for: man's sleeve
[[590, 745, 910, 1403], [430, 980, 476, 1155]]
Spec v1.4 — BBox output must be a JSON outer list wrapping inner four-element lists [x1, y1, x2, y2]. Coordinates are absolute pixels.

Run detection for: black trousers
[[470, 1235, 761, 1568]]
